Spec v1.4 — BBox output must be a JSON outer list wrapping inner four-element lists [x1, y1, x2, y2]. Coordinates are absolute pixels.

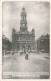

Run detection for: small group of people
[[12, 45, 29, 60]]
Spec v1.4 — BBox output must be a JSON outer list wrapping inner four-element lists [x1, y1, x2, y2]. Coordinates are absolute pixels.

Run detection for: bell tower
[[20, 7, 27, 32]]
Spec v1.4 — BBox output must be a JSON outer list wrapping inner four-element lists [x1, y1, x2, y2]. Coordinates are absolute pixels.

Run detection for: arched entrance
[[17, 45, 19, 51], [22, 45, 26, 53], [28, 45, 31, 50]]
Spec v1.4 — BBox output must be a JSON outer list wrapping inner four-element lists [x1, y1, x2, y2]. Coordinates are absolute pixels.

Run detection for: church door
[[17, 45, 19, 51], [22, 45, 26, 53], [28, 45, 31, 50]]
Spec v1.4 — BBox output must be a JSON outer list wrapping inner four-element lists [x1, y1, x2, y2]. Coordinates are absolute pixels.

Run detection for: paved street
[[2, 52, 50, 79]]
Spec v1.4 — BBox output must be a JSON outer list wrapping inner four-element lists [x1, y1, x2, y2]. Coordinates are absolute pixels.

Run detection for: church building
[[12, 7, 35, 52]]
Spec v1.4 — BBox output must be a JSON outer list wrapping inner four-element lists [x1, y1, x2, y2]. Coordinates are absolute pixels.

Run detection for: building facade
[[12, 7, 35, 52], [37, 34, 49, 53], [2, 35, 12, 55]]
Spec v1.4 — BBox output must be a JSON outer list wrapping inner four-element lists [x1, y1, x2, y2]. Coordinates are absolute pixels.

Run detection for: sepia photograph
[[2, 1, 50, 79]]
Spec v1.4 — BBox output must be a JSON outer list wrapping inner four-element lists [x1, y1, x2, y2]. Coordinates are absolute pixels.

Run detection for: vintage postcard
[[0, 0, 50, 80]]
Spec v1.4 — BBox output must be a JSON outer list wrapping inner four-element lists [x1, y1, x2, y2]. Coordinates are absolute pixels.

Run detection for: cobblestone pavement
[[2, 54, 12, 62], [2, 52, 50, 79]]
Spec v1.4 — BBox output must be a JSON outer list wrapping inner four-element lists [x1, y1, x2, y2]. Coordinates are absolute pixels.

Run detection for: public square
[[2, 52, 50, 79]]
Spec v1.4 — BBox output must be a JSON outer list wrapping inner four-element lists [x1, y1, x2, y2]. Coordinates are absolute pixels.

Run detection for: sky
[[2, 1, 50, 41]]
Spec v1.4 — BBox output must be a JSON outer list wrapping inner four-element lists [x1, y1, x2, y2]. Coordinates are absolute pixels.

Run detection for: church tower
[[12, 7, 35, 53], [20, 7, 27, 32]]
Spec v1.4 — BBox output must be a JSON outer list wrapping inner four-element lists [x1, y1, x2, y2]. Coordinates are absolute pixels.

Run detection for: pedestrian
[[25, 51, 28, 60]]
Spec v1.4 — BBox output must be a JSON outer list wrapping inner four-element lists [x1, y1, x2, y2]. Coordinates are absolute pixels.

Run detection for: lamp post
[[24, 44, 26, 54]]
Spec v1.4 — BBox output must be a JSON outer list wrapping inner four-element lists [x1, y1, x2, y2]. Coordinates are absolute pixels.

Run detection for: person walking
[[25, 50, 28, 60]]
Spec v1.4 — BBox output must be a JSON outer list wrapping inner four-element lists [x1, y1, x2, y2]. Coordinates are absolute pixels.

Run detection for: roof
[[38, 34, 49, 41]]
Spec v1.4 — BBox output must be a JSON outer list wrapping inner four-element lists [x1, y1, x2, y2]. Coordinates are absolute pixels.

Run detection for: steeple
[[20, 7, 27, 32]]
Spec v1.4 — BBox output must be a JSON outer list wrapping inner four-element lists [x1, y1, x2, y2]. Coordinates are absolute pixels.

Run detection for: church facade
[[12, 8, 35, 52]]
